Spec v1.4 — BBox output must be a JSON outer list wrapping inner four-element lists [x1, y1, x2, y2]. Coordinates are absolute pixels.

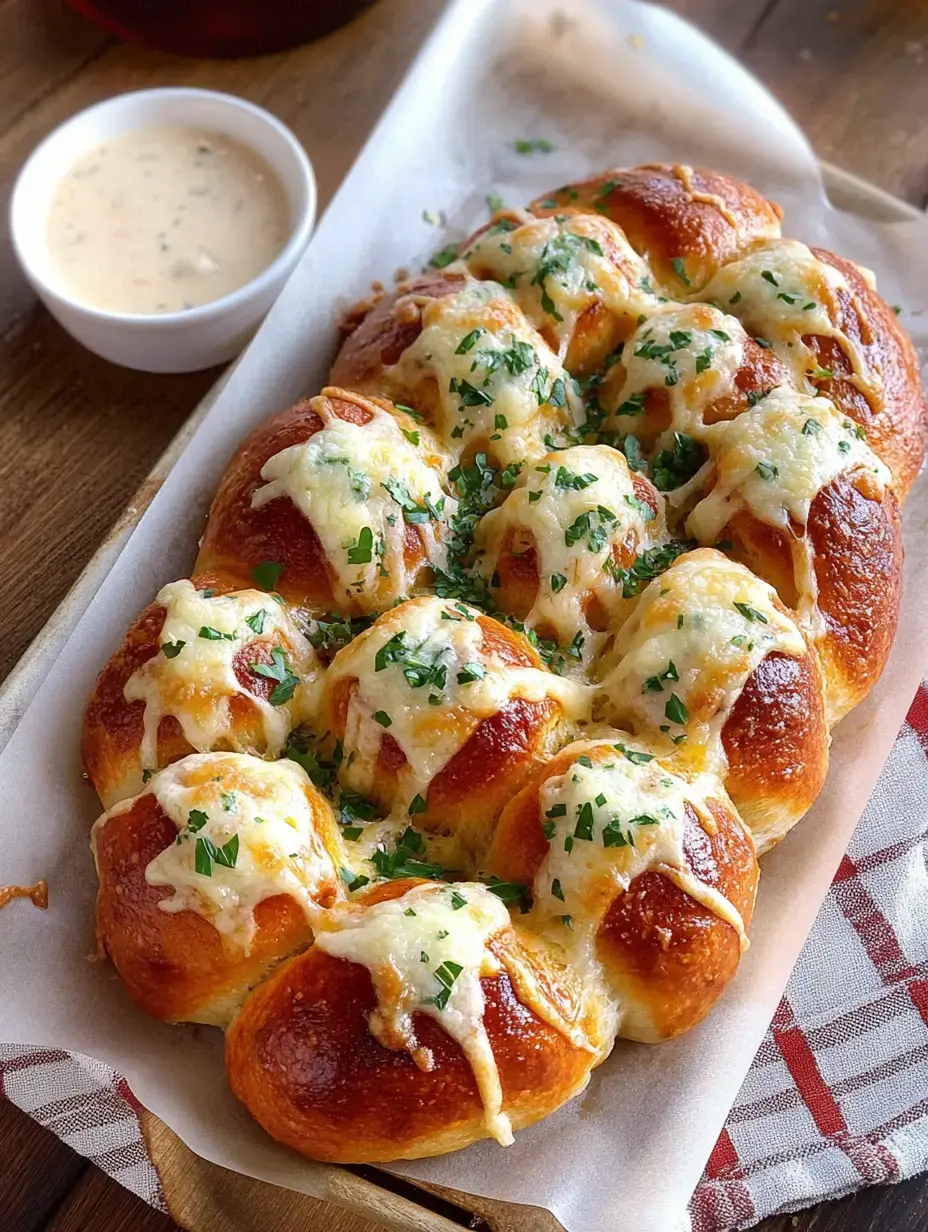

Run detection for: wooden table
[[1, 0, 926, 1229]]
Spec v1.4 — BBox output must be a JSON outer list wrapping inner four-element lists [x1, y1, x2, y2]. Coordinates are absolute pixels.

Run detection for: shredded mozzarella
[[323, 596, 590, 808], [123, 581, 318, 773], [93, 752, 340, 951], [251, 400, 456, 609]]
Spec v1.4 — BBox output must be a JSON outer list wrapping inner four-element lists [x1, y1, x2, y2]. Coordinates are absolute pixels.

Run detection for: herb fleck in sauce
[[46, 125, 292, 315]]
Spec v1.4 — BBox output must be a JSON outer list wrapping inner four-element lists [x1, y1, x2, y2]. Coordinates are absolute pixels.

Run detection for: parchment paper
[[2, 2, 927, 1230]]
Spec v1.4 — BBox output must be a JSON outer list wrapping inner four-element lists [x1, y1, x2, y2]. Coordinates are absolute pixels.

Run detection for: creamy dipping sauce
[[45, 125, 292, 315]]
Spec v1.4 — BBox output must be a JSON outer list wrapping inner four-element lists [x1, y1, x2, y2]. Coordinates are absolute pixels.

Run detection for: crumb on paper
[[393, 267, 409, 283], [0, 880, 48, 911], [514, 138, 556, 156], [421, 208, 446, 227], [627, 32, 645, 50]]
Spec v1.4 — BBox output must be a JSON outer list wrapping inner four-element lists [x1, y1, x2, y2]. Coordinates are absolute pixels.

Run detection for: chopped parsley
[[456, 662, 486, 684], [427, 959, 464, 1011], [514, 137, 556, 154], [616, 391, 647, 417], [249, 646, 300, 705], [370, 827, 443, 880], [428, 244, 460, 269], [564, 505, 618, 552], [456, 328, 485, 354], [199, 625, 235, 641], [531, 232, 605, 322], [251, 560, 284, 591], [346, 526, 376, 565], [605, 538, 694, 599], [341, 866, 370, 893], [664, 694, 689, 725], [486, 876, 532, 912], [307, 613, 375, 658], [194, 832, 239, 877], [651, 433, 705, 492], [382, 476, 444, 525], [733, 601, 768, 624], [613, 742, 655, 765], [245, 610, 267, 635]]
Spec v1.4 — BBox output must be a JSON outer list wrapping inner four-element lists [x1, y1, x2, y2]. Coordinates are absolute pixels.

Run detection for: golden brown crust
[[720, 473, 902, 724], [81, 572, 300, 809], [531, 163, 783, 291], [597, 798, 756, 1041], [321, 610, 569, 858], [93, 792, 335, 1026], [722, 650, 829, 853], [196, 397, 332, 604], [461, 210, 651, 374], [225, 918, 596, 1162], [808, 472, 903, 723], [195, 389, 434, 611], [806, 249, 927, 499], [488, 740, 758, 1042], [488, 470, 661, 637], [330, 272, 466, 413]]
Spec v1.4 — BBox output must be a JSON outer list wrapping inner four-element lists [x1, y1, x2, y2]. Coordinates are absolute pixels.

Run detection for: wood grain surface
[[1, 1, 927, 1230]]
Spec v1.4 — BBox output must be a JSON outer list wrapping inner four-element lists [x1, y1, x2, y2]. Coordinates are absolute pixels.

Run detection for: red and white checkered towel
[[4, 685, 928, 1230]]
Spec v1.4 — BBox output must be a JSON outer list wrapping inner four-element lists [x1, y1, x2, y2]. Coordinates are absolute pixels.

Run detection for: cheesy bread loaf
[[83, 163, 925, 1164]]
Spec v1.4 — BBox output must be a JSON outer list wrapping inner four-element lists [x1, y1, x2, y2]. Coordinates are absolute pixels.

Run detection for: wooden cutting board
[[141, 1111, 565, 1232]]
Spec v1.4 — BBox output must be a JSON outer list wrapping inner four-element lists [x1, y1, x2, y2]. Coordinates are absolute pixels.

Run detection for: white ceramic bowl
[[9, 88, 316, 373]]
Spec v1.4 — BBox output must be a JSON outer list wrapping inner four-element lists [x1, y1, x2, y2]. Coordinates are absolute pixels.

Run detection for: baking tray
[[3, 0, 928, 1223]]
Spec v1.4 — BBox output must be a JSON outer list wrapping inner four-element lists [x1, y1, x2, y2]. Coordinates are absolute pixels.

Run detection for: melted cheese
[[251, 401, 456, 610], [461, 214, 661, 361], [689, 387, 891, 543], [529, 741, 749, 998], [600, 549, 806, 766], [93, 752, 341, 951], [671, 163, 743, 231], [386, 281, 584, 466], [314, 881, 514, 1144], [324, 596, 590, 808], [474, 445, 662, 658], [124, 581, 318, 773], [700, 238, 881, 403], [604, 304, 746, 437]]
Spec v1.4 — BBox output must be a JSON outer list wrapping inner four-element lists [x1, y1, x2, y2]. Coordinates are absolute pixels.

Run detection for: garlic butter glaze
[[46, 125, 292, 315]]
